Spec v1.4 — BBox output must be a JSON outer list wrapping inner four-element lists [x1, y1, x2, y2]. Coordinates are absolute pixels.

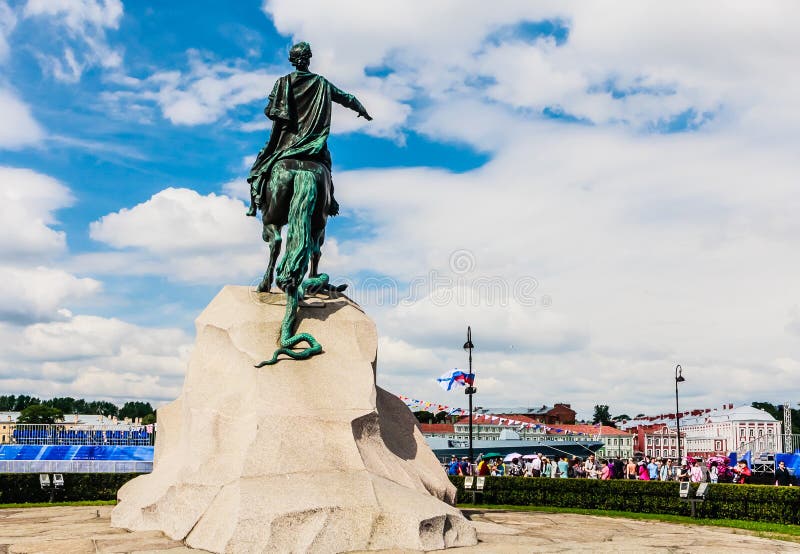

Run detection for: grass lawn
[[0, 500, 117, 509], [461, 504, 800, 543]]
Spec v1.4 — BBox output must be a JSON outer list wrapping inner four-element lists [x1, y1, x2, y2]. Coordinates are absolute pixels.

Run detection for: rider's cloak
[[248, 71, 365, 208]]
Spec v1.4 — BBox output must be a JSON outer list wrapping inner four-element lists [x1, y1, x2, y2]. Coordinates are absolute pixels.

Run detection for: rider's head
[[289, 42, 312, 70]]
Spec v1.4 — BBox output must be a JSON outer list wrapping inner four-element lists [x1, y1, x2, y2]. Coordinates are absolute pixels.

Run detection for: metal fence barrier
[[0, 460, 153, 473], [10, 423, 154, 446]]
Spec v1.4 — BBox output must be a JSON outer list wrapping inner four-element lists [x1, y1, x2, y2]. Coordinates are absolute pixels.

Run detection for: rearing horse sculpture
[[246, 42, 371, 366]]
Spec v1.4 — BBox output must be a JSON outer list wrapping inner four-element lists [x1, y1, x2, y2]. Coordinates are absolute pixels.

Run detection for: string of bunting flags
[[396, 394, 597, 436]]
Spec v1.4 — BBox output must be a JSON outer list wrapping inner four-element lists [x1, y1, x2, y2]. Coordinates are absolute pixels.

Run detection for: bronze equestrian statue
[[246, 42, 371, 365]]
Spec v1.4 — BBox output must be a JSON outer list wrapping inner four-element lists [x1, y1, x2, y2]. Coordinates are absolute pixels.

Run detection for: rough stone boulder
[[111, 286, 477, 553]]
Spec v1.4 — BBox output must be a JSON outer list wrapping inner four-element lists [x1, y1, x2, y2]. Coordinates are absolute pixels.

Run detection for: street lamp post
[[463, 327, 476, 466], [675, 364, 686, 464]]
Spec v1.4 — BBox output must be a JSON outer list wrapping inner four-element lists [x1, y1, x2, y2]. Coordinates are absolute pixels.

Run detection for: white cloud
[[0, 167, 72, 258], [0, 167, 99, 325], [0, 313, 191, 403], [0, 0, 16, 62], [262, 0, 800, 137], [0, 164, 190, 404], [221, 177, 249, 201], [23, 0, 123, 82], [105, 51, 406, 137], [104, 54, 279, 126], [84, 187, 265, 284], [0, 266, 100, 324], [0, 89, 44, 148], [324, 113, 800, 418]]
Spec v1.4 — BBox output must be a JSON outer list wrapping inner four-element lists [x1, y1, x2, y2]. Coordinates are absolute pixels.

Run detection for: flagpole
[[463, 327, 476, 467]]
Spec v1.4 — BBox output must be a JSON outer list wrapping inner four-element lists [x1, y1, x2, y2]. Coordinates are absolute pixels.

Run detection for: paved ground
[[0, 505, 798, 553]]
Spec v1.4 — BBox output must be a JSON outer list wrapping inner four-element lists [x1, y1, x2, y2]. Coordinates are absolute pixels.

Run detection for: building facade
[[452, 415, 546, 441], [475, 404, 576, 425], [418, 418, 633, 459], [624, 404, 782, 459]]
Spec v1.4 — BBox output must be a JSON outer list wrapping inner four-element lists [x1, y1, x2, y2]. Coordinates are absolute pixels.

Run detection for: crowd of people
[[446, 453, 795, 486]]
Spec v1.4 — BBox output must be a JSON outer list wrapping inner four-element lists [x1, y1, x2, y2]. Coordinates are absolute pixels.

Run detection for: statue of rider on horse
[[246, 42, 371, 366]]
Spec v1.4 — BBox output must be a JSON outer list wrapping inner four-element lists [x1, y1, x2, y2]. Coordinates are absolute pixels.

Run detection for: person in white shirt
[[531, 453, 542, 477]]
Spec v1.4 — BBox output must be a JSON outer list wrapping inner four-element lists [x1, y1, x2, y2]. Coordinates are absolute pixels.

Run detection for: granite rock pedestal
[[111, 286, 477, 553]]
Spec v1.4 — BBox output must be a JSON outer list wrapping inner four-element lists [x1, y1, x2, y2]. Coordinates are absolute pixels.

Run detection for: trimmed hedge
[[0, 473, 138, 504], [450, 476, 800, 525]]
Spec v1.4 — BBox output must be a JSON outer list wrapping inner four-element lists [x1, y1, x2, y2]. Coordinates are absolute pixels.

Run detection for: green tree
[[119, 401, 154, 420], [434, 410, 450, 423], [0, 395, 16, 411], [17, 404, 63, 424], [752, 401, 800, 434], [13, 395, 40, 411], [414, 410, 435, 424], [142, 412, 156, 425], [87, 401, 118, 417], [43, 397, 77, 414], [592, 405, 615, 427], [751, 402, 780, 420], [613, 414, 631, 421]]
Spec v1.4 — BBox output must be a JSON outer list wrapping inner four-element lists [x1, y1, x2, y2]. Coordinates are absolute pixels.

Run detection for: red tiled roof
[[455, 414, 541, 425], [547, 424, 632, 436], [419, 423, 454, 433]]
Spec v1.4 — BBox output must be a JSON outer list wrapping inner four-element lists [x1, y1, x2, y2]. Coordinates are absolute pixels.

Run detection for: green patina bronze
[[248, 42, 371, 366]]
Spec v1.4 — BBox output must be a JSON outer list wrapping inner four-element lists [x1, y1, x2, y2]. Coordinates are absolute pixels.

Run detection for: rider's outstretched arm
[[330, 83, 372, 121]]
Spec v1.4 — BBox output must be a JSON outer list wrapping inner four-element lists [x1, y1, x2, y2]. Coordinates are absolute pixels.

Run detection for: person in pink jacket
[[690, 461, 704, 483], [601, 461, 612, 480]]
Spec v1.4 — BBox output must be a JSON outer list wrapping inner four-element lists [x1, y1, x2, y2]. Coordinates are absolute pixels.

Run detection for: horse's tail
[[276, 170, 317, 290], [255, 169, 324, 367]]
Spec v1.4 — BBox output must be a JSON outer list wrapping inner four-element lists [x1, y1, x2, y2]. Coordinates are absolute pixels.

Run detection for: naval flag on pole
[[436, 369, 475, 391]]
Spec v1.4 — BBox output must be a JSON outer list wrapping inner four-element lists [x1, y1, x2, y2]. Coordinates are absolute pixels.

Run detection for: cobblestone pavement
[[0, 505, 798, 553]]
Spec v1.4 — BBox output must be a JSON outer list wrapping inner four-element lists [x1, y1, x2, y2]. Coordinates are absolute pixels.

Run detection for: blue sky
[[2, 0, 800, 419]]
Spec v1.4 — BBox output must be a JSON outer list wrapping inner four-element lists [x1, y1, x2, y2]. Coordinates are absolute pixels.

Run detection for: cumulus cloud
[[263, 0, 800, 137], [0, 89, 44, 148], [0, 167, 72, 259], [0, 266, 100, 324], [325, 111, 800, 417], [0, 167, 99, 324], [82, 187, 265, 283], [0, 165, 190, 404], [0, 313, 191, 402], [23, 0, 123, 82]]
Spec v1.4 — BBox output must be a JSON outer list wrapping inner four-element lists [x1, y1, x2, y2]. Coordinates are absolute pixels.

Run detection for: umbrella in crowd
[[482, 452, 503, 459], [503, 452, 523, 462]]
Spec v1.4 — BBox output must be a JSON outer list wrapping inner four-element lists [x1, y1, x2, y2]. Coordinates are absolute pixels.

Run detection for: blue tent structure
[[426, 437, 603, 462]]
